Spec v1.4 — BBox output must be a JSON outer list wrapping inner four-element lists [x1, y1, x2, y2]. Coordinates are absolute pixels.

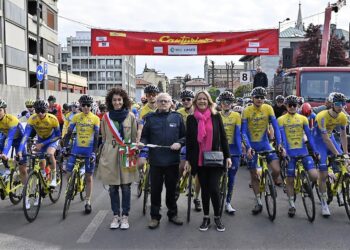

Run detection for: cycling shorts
[[66, 146, 95, 174], [247, 144, 278, 170], [286, 156, 315, 177], [180, 146, 186, 161], [139, 147, 149, 159]]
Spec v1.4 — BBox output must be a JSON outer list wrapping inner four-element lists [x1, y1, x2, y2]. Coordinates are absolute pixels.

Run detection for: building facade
[[0, 0, 62, 91], [136, 64, 168, 93], [59, 31, 136, 97], [168, 76, 183, 100], [185, 77, 209, 93]]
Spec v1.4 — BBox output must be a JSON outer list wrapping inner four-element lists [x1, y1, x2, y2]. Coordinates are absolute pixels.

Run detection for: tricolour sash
[[104, 112, 125, 147]]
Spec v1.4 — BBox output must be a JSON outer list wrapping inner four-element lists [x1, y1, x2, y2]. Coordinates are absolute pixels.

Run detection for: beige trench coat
[[97, 112, 138, 185]]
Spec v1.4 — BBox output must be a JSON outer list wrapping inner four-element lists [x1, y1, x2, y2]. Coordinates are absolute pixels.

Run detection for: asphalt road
[[1, 166, 350, 250]]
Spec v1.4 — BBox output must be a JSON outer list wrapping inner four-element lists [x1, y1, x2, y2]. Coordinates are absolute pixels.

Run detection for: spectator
[[48, 95, 64, 130], [253, 66, 268, 88], [273, 95, 287, 118]]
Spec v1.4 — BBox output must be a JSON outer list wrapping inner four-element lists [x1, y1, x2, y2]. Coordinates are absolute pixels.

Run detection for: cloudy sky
[[57, 0, 349, 79]]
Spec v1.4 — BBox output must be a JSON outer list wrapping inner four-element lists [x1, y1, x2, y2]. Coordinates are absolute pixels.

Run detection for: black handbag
[[203, 151, 224, 167]]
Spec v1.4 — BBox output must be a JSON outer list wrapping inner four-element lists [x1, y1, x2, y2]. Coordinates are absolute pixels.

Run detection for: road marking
[[76, 209, 108, 244]]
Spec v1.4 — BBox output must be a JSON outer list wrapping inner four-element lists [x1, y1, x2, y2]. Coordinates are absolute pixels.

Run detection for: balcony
[[98, 65, 106, 69], [98, 77, 106, 81], [89, 64, 96, 69]]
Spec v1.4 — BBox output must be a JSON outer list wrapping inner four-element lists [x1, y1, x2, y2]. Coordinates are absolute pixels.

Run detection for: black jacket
[[253, 72, 268, 88], [141, 110, 186, 167], [273, 104, 287, 119], [186, 113, 230, 175]]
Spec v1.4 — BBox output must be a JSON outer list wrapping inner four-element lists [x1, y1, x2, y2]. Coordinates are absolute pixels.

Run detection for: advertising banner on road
[[91, 29, 278, 56]]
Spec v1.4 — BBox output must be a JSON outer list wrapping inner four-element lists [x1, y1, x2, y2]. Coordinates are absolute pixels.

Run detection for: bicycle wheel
[[9, 168, 23, 205], [49, 165, 63, 203], [23, 171, 41, 223], [143, 167, 150, 215], [187, 174, 192, 223], [137, 171, 144, 198], [300, 171, 315, 222], [342, 175, 350, 221], [63, 172, 77, 220], [264, 170, 277, 221], [79, 173, 86, 201], [219, 171, 227, 217]]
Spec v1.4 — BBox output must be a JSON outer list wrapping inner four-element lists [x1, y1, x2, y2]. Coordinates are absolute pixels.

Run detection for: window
[[47, 9, 55, 30], [47, 54, 54, 62], [89, 84, 97, 90], [106, 84, 114, 90], [98, 84, 106, 90]]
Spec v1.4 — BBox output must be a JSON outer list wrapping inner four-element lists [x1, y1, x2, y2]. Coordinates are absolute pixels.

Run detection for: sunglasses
[[146, 93, 157, 97], [157, 100, 169, 104], [182, 98, 192, 102], [254, 96, 265, 100], [334, 102, 346, 107], [26, 106, 33, 109], [288, 104, 297, 108], [81, 103, 91, 107], [222, 100, 233, 105], [35, 108, 46, 114]]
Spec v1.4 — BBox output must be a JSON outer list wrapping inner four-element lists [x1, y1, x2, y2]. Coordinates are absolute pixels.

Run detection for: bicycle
[[141, 161, 151, 215], [22, 153, 63, 222], [62, 153, 87, 219], [291, 155, 316, 222], [218, 168, 228, 217], [0, 159, 23, 205], [256, 150, 277, 221]]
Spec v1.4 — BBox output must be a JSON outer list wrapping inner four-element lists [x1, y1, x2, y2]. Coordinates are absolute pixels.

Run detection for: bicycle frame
[[327, 155, 348, 197], [0, 160, 22, 197]]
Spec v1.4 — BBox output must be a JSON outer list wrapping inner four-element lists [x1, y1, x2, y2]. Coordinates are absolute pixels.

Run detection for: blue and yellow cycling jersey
[[69, 112, 100, 148], [0, 114, 24, 155], [241, 104, 281, 149], [278, 113, 317, 157], [220, 111, 242, 155], [177, 107, 192, 126], [62, 111, 77, 137], [314, 110, 348, 138], [139, 103, 157, 124]]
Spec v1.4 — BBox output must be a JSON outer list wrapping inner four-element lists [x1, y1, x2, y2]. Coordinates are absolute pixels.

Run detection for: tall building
[[59, 31, 136, 97], [0, 0, 62, 89]]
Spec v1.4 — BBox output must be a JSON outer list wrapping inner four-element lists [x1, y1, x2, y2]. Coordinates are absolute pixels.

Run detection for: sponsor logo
[[154, 46, 163, 54], [96, 36, 107, 42], [168, 45, 198, 55], [109, 32, 126, 37], [258, 48, 270, 53], [249, 42, 260, 47], [246, 48, 257, 53], [98, 42, 110, 48], [157, 36, 224, 45]]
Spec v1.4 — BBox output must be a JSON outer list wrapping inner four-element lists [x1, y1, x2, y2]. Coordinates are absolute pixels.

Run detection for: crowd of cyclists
[[0, 83, 349, 232]]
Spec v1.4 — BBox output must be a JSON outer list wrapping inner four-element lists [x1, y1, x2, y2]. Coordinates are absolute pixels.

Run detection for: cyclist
[[18, 99, 35, 121], [63, 95, 100, 214], [177, 90, 202, 211], [136, 85, 159, 170], [218, 91, 242, 215], [273, 95, 287, 119], [48, 95, 64, 131], [278, 95, 319, 217], [62, 101, 80, 138], [241, 87, 282, 215], [300, 102, 316, 129], [313, 92, 349, 217], [0, 100, 28, 186], [18, 100, 61, 188]]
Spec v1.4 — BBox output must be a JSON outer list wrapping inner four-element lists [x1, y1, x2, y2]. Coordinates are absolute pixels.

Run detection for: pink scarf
[[194, 108, 213, 166]]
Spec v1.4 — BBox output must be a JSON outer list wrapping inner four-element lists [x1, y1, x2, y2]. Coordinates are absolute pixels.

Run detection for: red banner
[[91, 29, 279, 56]]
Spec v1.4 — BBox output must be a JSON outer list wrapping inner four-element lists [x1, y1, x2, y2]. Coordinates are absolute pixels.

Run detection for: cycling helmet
[[297, 97, 305, 106], [251, 87, 267, 97], [284, 95, 298, 105], [62, 103, 69, 111], [0, 99, 7, 109], [180, 90, 194, 99], [33, 99, 49, 110], [71, 101, 80, 108], [233, 105, 244, 113], [328, 92, 346, 103], [25, 99, 35, 107], [79, 95, 94, 105], [144, 85, 160, 94], [141, 96, 147, 104], [99, 103, 107, 111], [301, 103, 312, 117], [48, 95, 56, 102], [218, 91, 235, 103], [275, 95, 285, 103], [91, 102, 98, 114], [236, 98, 244, 106]]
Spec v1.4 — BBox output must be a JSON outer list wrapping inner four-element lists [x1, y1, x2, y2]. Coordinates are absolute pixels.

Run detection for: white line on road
[[76, 209, 108, 244]]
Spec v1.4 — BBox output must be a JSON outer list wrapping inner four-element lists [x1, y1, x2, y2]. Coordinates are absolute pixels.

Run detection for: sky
[[57, 0, 349, 79]]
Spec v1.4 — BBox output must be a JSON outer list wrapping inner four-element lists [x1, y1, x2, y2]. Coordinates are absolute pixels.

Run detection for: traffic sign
[[44, 63, 48, 74], [240, 71, 250, 84], [36, 65, 44, 81]]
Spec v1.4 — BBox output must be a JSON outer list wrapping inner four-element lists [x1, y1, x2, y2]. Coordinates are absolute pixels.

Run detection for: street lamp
[[278, 18, 290, 37]]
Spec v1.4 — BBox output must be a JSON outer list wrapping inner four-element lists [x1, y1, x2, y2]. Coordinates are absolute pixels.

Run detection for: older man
[[253, 66, 268, 88], [140, 93, 186, 229]]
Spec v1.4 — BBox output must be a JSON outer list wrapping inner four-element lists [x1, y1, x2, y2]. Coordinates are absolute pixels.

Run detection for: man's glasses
[[81, 103, 91, 107], [182, 98, 192, 102], [146, 93, 157, 97], [157, 100, 169, 104], [26, 106, 33, 109], [334, 102, 346, 107], [222, 100, 233, 105], [35, 108, 46, 114], [254, 96, 265, 100], [288, 103, 297, 108]]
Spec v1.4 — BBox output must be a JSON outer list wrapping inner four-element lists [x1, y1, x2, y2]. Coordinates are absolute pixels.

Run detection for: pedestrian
[[253, 66, 268, 88], [186, 90, 231, 232], [140, 93, 186, 229], [97, 87, 138, 230]]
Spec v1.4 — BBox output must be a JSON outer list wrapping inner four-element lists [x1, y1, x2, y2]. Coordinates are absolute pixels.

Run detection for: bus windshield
[[300, 71, 350, 102]]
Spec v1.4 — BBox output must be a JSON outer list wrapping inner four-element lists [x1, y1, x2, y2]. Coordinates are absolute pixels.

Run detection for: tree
[[182, 74, 192, 90], [207, 87, 220, 102], [157, 81, 164, 92], [295, 23, 350, 67], [234, 84, 252, 98]]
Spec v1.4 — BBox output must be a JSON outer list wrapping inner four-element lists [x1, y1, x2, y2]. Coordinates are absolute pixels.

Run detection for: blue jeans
[[109, 184, 131, 216]]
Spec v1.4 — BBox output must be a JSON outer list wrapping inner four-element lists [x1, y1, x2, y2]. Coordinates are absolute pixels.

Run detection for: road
[[1, 166, 350, 250]]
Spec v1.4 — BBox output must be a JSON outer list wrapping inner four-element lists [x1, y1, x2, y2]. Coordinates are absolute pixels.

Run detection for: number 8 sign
[[240, 71, 250, 84]]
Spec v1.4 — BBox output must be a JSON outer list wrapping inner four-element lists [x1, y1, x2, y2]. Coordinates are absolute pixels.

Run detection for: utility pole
[[36, 0, 41, 100], [210, 60, 215, 86], [66, 68, 69, 103], [225, 62, 229, 90], [230, 61, 235, 91]]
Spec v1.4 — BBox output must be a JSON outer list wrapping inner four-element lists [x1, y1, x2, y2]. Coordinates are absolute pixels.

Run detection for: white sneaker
[[120, 215, 129, 230], [110, 216, 120, 229], [50, 179, 57, 188], [321, 203, 331, 217], [225, 203, 236, 214], [25, 198, 31, 210]]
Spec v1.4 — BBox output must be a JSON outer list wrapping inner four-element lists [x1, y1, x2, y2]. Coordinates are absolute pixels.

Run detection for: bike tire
[[63, 172, 77, 220], [79, 174, 86, 201], [137, 171, 144, 198], [342, 174, 350, 221], [219, 171, 227, 217], [23, 171, 41, 223], [187, 174, 192, 223], [9, 168, 23, 205], [143, 167, 150, 216], [49, 165, 63, 203], [264, 170, 277, 221], [300, 171, 315, 222]]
